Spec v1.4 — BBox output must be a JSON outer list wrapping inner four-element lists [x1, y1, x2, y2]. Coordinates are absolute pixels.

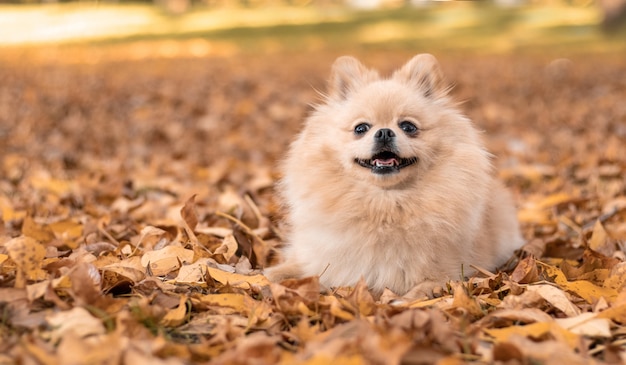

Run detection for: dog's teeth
[[374, 159, 397, 167]]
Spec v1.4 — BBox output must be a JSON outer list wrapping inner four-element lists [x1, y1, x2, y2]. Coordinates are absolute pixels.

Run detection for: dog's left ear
[[393, 54, 448, 99], [328, 56, 379, 101]]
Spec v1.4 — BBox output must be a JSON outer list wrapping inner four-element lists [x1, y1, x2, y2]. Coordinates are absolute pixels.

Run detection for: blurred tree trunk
[[156, 0, 191, 15], [599, 0, 626, 30]]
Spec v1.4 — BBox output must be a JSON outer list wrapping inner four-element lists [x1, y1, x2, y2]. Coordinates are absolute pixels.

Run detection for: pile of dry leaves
[[1, 47, 625, 364]]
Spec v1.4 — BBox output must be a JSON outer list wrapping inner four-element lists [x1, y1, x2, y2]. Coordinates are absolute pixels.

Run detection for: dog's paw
[[403, 280, 445, 300], [263, 261, 303, 283]]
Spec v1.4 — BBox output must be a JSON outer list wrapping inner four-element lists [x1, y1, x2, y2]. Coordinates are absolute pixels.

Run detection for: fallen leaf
[[180, 195, 199, 246], [198, 293, 247, 313], [5, 236, 47, 288], [161, 295, 188, 327], [555, 312, 611, 338], [21, 216, 55, 243], [205, 266, 269, 289], [540, 262, 618, 303], [588, 220, 611, 255], [140, 246, 194, 276], [484, 321, 578, 349], [46, 307, 106, 344], [510, 256, 539, 284], [526, 284, 581, 317]]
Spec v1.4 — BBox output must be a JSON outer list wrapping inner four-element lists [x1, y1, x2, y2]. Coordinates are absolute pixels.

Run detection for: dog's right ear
[[328, 56, 377, 101]]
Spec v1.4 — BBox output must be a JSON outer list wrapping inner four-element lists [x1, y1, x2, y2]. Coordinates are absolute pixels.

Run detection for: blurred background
[[0, 0, 625, 55]]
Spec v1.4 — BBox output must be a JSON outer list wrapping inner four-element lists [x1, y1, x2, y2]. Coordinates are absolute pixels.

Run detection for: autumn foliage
[[1, 48, 626, 364]]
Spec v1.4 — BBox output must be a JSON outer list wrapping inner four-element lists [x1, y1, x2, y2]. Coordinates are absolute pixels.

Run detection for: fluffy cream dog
[[265, 54, 523, 297]]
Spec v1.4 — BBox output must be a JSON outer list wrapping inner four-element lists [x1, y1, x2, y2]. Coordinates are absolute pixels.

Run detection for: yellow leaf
[[450, 282, 484, 319], [245, 294, 272, 325], [604, 262, 626, 290], [597, 304, 626, 323], [517, 193, 574, 225], [517, 209, 553, 225], [0, 196, 26, 221], [299, 354, 364, 365], [30, 177, 75, 197], [206, 266, 270, 289], [161, 295, 188, 327], [485, 322, 578, 348], [408, 296, 445, 308], [540, 262, 618, 303], [22, 216, 55, 243], [536, 193, 574, 209], [298, 301, 316, 316], [5, 236, 47, 288], [48, 219, 83, 245], [589, 220, 609, 252], [198, 293, 247, 313], [437, 357, 468, 365], [321, 295, 355, 321]]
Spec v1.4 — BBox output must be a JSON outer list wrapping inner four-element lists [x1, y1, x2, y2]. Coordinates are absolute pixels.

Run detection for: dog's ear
[[393, 54, 448, 99], [328, 56, 378, 100]]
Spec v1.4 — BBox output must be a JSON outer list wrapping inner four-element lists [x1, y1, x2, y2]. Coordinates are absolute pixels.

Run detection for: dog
[[265, 54, 524, 298]]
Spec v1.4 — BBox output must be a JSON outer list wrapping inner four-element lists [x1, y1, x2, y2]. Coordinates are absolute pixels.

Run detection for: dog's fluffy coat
[[265, 54, 524, 297]]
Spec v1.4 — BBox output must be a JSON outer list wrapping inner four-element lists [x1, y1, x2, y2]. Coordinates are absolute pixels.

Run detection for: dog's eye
[[354, 123, 371, 135], [399, 121, 419, 135]]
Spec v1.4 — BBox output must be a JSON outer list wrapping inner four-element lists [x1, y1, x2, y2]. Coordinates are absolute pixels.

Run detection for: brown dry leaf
[[205, 266, 270, 289], [346, 278, 377, 317], [57, 331, 122, 365], [321, 295, 355, 321], [479, 308, 554, 326], [506, 335, 589, 365], [161, 295, 188, 327], [180, 194, 199, 246], [555, 312, 612, 338], [101, 257, 146, 283], [5, 236, 47, 288], [448, 282, 484, 319], [170, 261, 207, 284], [21, 216, 56, 243], [137, 226, 173, 251], [46, 306, 106, 344], [588, 220, 614, 257], [140, 246, 195, 276], [510, 255, 539, 284], [214, 234, 238, 262], [525, 284, 581, 317]]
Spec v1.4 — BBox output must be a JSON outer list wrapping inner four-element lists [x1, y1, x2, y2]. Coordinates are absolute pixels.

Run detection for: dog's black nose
[[374, 128, 395, 143]]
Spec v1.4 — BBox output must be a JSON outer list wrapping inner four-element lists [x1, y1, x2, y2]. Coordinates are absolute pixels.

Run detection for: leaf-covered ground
[[1, 46, 626, 364]]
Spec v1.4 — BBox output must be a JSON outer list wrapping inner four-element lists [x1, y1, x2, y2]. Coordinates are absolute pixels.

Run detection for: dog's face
[[317, 54, 453, 188]]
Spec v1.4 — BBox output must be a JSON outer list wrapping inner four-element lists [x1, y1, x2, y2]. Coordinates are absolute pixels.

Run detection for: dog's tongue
[[374, 158, 398, 167]]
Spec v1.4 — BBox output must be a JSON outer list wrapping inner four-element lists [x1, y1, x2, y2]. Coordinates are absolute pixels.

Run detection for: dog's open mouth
[[355, 151, 418, 174]]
